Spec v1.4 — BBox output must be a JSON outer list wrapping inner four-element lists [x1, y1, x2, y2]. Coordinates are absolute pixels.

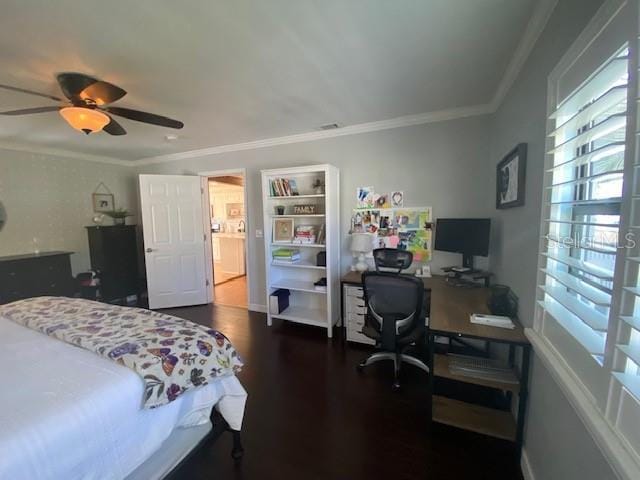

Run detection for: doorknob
[[146, 248, 155, 253]]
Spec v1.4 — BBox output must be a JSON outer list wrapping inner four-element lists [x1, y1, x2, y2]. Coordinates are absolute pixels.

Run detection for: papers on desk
[[470, 314, 515, 329]]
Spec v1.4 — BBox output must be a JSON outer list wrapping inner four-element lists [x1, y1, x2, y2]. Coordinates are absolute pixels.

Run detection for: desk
[[340, 272, 531, 456]]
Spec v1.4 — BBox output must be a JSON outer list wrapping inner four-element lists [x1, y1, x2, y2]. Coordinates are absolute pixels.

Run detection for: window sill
[[525, 328, 640, 480]]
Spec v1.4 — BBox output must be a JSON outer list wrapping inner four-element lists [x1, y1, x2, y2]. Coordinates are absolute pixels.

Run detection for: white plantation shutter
[[533, 1, 640, 475], [537, 45, 628, 398], [606, 30, 640, 464]]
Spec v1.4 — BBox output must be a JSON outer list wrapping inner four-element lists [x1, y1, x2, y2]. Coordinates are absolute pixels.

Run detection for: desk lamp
[[351, 233, 373, 272]]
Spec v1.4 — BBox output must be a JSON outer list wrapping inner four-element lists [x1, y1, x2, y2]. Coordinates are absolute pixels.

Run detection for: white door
[[139, 174, 208, 309]]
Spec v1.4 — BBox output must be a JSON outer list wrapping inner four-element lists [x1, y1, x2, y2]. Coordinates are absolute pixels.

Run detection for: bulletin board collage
[[351, 187, 433, 263]]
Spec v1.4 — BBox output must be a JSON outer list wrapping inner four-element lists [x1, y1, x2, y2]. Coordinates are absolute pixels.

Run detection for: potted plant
[[104, 208, 133, 226]]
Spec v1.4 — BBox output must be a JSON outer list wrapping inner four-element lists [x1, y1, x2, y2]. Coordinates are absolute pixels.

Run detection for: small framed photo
[[356, 186, 374, 209], [391, 191, 404, 207], [273, 218, 294, 243], [92, 193, 115, 212], [496, 143, 527, 209]]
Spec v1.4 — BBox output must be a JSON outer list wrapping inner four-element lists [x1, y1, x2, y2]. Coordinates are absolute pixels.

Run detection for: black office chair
[[372, 248, 413, 273], [357, 249, 430, 391]]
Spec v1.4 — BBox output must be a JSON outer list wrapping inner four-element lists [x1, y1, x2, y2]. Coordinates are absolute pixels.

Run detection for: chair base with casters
[[357, 350, 429, 391]]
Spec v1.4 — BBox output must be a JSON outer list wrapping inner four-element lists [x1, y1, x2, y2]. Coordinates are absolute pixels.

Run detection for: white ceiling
[[0, 0, 538, 162]]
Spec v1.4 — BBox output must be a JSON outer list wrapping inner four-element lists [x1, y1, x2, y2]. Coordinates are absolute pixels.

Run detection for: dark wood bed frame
[[163, 410, 244, 479]]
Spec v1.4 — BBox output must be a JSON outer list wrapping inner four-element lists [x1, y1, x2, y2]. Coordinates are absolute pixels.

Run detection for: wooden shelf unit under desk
[[340, 272, 531, 456], [425, 276, 530, 455]]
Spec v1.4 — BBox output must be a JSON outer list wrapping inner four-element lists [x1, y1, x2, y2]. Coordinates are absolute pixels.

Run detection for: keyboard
[[447, 355, 519, 384]]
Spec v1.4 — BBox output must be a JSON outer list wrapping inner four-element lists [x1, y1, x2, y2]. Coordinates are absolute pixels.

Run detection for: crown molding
[[0, 140, 131, 166], [490, 0, 559, 110], [135, 103, 493, 166]]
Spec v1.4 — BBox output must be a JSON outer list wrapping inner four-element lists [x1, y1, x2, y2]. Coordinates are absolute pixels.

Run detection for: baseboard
[[521, 448, 535, 480], [248, 303, 267, 313]]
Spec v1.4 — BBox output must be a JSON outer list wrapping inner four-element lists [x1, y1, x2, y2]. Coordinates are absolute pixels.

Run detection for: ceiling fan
[[0, 72, 184, 135]]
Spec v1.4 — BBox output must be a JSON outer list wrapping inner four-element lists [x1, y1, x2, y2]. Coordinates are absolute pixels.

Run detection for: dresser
[[0, 251, 74, 304], [86, 225, 139, 302]]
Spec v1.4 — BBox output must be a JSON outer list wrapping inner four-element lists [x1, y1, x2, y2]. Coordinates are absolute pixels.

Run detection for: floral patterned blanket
[[0, 297, 243, 408]]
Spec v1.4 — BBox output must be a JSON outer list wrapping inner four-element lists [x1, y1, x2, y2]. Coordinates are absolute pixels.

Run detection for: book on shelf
[[272, 248, 300, 257], [292, 237, 316, 245], [316, 224, 325, 244], [314, 277, 327, 292], [270, 178, 300, 197], [273, 257, 300, 264], [272, 248, 301, 262], [293, 225, 316, 244]]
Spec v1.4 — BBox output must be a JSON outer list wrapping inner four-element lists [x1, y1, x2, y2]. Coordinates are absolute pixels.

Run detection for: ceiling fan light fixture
[[59, 106, 110, 134]]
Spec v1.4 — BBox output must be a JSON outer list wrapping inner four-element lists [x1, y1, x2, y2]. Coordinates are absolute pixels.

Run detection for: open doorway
[[205, 172, 248, 309]]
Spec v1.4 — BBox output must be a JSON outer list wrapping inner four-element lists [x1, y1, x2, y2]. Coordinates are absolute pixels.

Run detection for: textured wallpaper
[[0, 149, 138, 274]]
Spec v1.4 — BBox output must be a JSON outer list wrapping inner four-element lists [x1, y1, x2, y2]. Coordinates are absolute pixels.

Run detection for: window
[[533, 0, 640, 477], [540, 44, 627, 368]]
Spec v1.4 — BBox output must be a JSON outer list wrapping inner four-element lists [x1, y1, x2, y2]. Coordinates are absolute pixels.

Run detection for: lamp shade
[[351, 233, 373, 253], [59, 107, 110, 134]]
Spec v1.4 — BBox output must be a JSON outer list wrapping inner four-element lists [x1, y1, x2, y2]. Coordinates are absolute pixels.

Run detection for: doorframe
[[199, 168, 250, 307]]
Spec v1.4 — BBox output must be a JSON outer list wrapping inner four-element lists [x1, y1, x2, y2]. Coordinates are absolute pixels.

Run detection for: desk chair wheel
[[392, 381, 401, 392], [356, 361, 365, 372]]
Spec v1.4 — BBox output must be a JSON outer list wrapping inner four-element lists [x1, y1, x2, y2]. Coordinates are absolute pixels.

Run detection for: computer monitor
[[434, 218, 490, 270]]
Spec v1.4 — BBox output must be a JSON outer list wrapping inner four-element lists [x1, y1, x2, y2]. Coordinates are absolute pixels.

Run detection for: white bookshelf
[[261, 165, 340, 338]]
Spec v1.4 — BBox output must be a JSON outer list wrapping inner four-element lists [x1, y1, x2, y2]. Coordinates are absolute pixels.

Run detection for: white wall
[[137, 115, 492, 308], [486, 0, 618, 479], [0, 149, 138, 274]]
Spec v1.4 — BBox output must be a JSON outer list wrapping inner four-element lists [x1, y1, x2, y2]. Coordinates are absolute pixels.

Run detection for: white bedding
[[0, 318, 247, 480]]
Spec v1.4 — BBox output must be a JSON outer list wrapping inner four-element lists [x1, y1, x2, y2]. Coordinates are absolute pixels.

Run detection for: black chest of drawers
[[0, 251, 74, 304], [86, 225, 139, 302]]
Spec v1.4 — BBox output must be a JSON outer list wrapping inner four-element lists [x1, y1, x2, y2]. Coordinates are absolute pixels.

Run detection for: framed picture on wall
[[273, 218, 294, 243], [226, 203, 245, 219], [92, 193, 115, 212], [496, 143, 527, 209]]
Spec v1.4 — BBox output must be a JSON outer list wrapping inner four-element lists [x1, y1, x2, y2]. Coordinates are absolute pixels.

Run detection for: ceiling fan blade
[[56, 72, 99, 100], [104, 107, 183, 129], [0, 84, 62, 102], [80, 81, 126, 105], [103, 115, 127, 135], [0, 106, 60, 115]]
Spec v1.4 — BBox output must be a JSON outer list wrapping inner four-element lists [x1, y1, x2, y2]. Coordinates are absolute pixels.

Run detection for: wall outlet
[[256, 229, 263, 238]]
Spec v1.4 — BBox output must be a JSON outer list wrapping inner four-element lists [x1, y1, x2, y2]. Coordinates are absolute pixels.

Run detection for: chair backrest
[[362, 271, 425, 349], [372, 248, 413, 273]]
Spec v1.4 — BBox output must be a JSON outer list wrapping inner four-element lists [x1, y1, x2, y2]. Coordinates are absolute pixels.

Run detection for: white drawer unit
[[343, 285, 375, 345]]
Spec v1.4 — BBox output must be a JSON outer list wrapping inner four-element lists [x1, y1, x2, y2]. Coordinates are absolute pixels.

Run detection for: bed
[[0, 298, 247, 480]]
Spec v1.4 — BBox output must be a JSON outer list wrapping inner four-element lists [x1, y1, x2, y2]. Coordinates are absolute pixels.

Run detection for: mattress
[[0, 317, 247, 480]]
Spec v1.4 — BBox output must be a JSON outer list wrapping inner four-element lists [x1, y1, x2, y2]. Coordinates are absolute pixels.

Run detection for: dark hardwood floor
[[161, 304, 523, 480]]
